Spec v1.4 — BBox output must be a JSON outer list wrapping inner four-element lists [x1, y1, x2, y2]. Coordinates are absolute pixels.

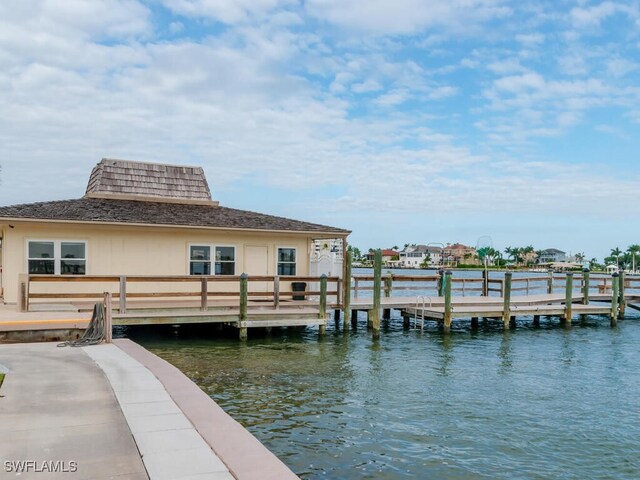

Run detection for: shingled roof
[[85, 158, 216, 205], [0, 198, 350, 235]]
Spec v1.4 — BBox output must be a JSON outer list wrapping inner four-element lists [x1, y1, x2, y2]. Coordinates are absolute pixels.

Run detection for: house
[[538, 248, 566, 264], [398, 245, 443, 268], [442, 243, 478, 266], [364, 249, 399, 265], [0, 158, 350, 304]]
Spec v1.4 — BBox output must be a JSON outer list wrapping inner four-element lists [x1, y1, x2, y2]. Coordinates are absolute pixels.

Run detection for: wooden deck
[[5, 268, 639, 340]]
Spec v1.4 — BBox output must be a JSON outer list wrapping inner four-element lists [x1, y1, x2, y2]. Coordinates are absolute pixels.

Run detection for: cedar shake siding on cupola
[[85, 158, 216, 205], [0, 198, 349, 235]]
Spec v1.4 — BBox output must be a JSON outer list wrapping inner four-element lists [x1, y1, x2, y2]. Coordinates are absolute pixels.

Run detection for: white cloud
[[161, 0, 297, 24], [305, 0, 511, 35], [570, 1, 636, 29]]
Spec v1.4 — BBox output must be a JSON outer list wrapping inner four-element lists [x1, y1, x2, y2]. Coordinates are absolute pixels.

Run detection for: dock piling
[[200, 277, 208, 311], [319, 274, 327, 335], [564, 272, 574, 325], [119, 276, 127, 314], [343, 251, 352, 330], [104, 292, 113, 343], [547, 269, 553, 294], [443, 271, 452, 333], [582, 268, 589, 305], [482, 269, 488, 296], [370, 250, 382, 339], [619, 271, 626, 317], [611, 272, 620, 327], [383, 273, 392, 320], [502, 272, 512, 329], [239, 273, 248, 341]]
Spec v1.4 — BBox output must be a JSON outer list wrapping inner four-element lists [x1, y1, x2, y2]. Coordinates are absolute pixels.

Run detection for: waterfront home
[[442, 243, 478, 266], [0, 158, 350, 304], [538, 248, 567, 264], [398, 245, 443, 268], [365, 249, 400, 266]]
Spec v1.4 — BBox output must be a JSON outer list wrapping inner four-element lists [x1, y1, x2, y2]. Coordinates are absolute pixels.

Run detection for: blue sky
[[0, 0, 639, 260]]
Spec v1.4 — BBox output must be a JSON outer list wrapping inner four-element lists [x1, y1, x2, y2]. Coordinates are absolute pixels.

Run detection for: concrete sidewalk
[[0, 343, 148, 479]]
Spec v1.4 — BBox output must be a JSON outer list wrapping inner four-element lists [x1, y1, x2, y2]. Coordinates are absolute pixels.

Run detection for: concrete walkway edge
[[113, 339, 299, 480]]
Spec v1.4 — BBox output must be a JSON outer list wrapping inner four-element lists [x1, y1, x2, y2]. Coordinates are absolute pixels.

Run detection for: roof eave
[[0, 217, 351, 237]]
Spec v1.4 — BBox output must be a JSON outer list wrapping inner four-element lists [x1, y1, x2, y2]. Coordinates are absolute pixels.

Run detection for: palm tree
[[504, 247, 515, 264], [574, 252, 585, 264], [627, 245, 640, 274], [611, 247, 622, 268]]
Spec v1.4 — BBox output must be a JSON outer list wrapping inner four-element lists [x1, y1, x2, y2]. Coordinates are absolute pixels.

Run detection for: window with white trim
[[277, 247, 296, 276], [189, 245, 235, 275], [28, 240, 86, 275]]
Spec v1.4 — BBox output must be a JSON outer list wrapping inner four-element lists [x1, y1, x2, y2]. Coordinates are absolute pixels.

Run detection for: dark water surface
[[128, 306, 640, 480]]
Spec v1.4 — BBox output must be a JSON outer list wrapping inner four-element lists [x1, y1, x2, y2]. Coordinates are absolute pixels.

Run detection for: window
[[27, 240, 86, 275], [189, 245, 235, 275], [277, 247, 296, 276], [190, 245, 211, 275]]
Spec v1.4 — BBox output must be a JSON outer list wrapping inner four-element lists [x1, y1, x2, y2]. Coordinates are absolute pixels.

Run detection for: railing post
[[582, 268, 590, 305], [354, 277, 359, 298], [200, 277, 208, 311], [104, 292, 113, 343], [273, 275, 280, 309], [370, 249, 382, 339], [564, 272, 573, 324], [343, 251, 352, 330], [443, 271, 452, 333], [619, 270, 626, 317], [18, 274, 29, 312], [319, 274, 327, 336], [547, 269, 553, 294], [239, 273, 248, 341], [119, 276, 127, 314], [611, 272, 619, 327], [502, 272, 512, 329]]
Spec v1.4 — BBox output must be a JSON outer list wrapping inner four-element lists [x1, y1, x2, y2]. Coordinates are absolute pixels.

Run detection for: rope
[[58, 303, 106, 347]]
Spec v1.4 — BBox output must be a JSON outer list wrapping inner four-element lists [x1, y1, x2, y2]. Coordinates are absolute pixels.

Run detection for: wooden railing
[[21, 274, 340, 313]]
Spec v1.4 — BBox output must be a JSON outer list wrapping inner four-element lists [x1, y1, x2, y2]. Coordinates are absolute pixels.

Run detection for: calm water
[[127, 270, 640, 479]]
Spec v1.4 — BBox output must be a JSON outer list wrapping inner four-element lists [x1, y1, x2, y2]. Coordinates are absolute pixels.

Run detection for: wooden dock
[[6, 250, 640, 341]]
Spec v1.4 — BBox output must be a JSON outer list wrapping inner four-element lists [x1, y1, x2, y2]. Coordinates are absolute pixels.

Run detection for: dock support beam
[[564, 272, 574, 325], [319, 274, 327, 336], [239, 273, 248, 341], [582, 268, 589, 305], [502, 272, 512, 330], [343, 251, 352, 330], [533, 315, 540, 326], [443, 270, 452, 333], [471, 317, 479, 329], [370, 250, 382, 339], [619, 271, 626, 318], [611, 272, 620, 327], [547, 269, 553, 294]]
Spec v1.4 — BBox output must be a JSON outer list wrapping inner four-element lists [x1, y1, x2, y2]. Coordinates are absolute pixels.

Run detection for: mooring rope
[[58, 303, 106, 347]]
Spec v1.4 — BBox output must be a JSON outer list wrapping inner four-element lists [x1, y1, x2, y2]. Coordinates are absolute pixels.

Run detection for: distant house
[[398, 245, 443, 268], [442, 243, 478, 266], [0, 158, 350, 304], [365, 249, 399, 265], [538, 248, 566, 264]]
